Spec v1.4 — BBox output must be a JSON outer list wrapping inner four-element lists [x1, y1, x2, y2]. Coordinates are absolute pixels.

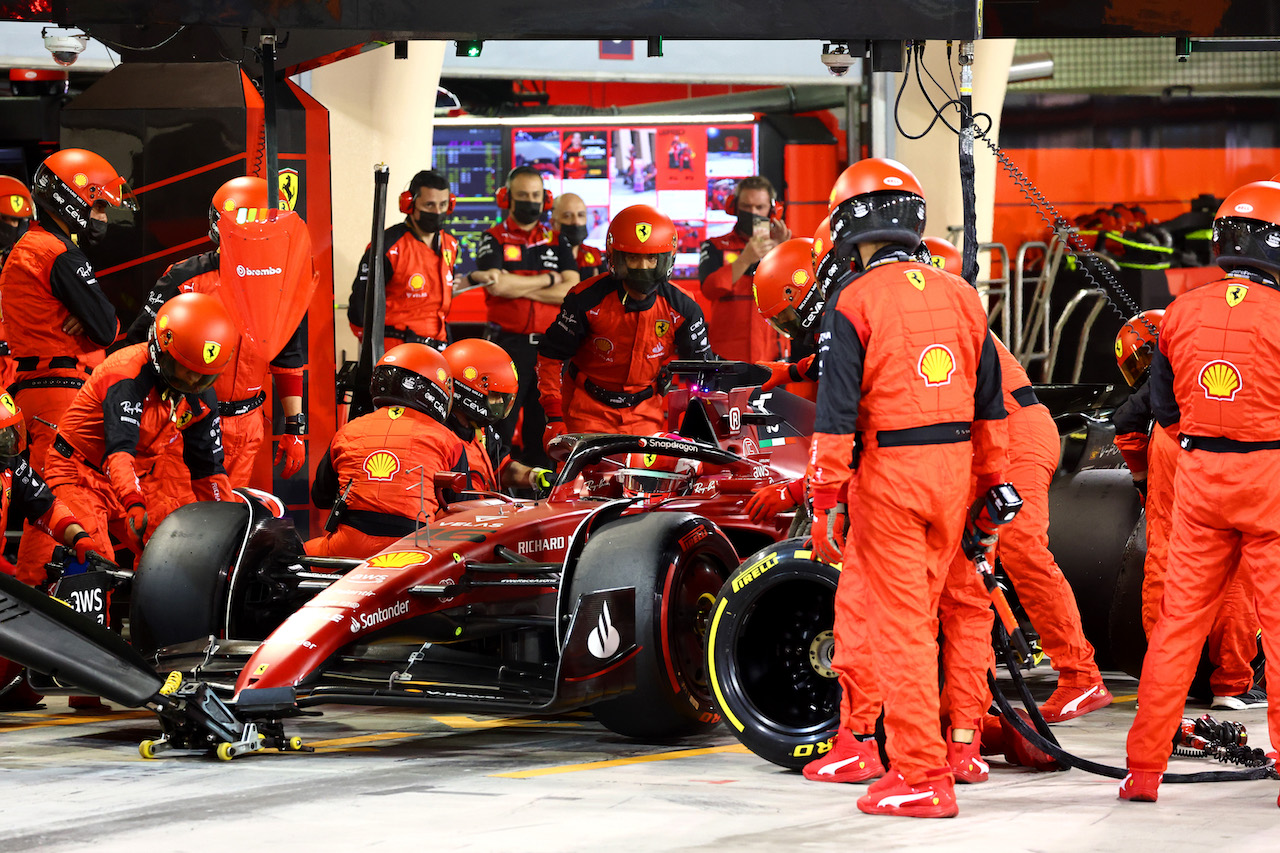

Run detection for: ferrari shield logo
[[0, 393, 14, 417], [635, 222, 652, 242], [929, 256, 945, 269], [176, 410, 194, 429], [654, 320, 670, 337], [643, 453, 657, 467], [1226, 283, 1248, 306], [278, 168, 299, 211], [906, 270, 927, 290], [8, 195, 23, 215], [203, 341, 221, 364], [387, 406, 405, 420]]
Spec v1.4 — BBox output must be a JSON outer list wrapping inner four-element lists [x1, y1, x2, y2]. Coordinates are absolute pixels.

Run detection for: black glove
[[1133, 477, 1148, 504], [962, 483, 1023, 560]]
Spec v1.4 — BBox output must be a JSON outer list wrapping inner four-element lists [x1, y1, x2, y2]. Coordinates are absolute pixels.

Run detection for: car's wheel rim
[[667, 552, 730, 706], [733, 578, 839, 733]]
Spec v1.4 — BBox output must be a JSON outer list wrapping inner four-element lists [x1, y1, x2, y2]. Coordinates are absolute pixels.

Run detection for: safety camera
[[42, 30, 89, 67], [821, 41, 856, 77]]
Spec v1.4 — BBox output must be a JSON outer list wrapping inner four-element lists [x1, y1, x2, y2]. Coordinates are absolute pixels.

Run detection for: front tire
[[706, 540, 841, 769], [569, 512, 737, 739]]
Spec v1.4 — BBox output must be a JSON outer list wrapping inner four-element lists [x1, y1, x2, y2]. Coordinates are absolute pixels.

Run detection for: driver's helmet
[[620, 433, 702, 497], [0, 391, 26, 459]]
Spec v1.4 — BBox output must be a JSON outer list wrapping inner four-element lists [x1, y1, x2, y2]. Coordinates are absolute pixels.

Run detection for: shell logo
[[368, 550, 430, 569], [918, 344, 956, 387], [222, 198, 237, 212], [436, 367, 448, 384], [1199, 360, 1242, 401], [792, 269, 809, 286], [463, 366, 478, 381], [158, 315, 170, 331], [364, 450, 401, 481], [593, 337, 613, 354], [503, 245, 522, 262], [724, 251, 739, 264], [813, 236, 825, 260], [408, 273, 426, 291], [72, 173, 88, 188]]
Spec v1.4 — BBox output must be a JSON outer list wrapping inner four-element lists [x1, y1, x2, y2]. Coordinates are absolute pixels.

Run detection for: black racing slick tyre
[[707, 540, 841, 769], [570, 512, 738, 739], [130, 501, 251, 656]]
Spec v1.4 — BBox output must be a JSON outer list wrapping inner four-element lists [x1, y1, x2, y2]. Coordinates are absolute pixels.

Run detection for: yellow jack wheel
[[287, 736, 304, 751], [215, 742, 236, 761], [139, 740, 158, 760]]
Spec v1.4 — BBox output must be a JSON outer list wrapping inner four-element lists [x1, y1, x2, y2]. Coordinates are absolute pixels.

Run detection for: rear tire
[[706, 540, 841, 769], [570, 512, 737, 739]]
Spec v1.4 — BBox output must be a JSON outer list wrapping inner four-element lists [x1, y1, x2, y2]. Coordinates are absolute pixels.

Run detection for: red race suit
[[536, 273, 714, 437], [348, 223, 458, 350], [1127, 271, 1280, 775]]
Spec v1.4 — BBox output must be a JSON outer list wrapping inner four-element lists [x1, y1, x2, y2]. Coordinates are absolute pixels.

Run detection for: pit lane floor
[[0, 667, 1275, 852]]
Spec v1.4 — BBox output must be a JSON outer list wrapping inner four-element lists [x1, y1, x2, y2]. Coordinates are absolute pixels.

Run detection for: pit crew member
[[1122, 181, 1280, 804], [44, 292, 237, 559], [536, 204, 714, 445], [551, 193, 605, 280], [442, 338, 545, 492], [1112, 309, 1262, 710], [698, 176, 789, 362], [348, 169, 458, 352], [467, 167, 578, 469], [925, 236, 1112, 722], [0, 149, 131, 575], [307, 344, 467, 559], [0, 175, 34, 390], [806, 158, 1008, 818]]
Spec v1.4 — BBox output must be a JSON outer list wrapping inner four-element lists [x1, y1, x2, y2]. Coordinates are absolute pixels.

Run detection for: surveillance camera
[[43, 33, 88, 67], [821, 41, 856, 77]]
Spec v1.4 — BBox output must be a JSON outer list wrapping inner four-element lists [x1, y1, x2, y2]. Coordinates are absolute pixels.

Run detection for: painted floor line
[[303, 732, 420, 748], [0, 710, 153, 732], [492, 744, 751, 778]]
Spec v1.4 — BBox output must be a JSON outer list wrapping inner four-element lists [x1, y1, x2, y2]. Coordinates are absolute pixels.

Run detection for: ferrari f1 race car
[[0, 363, 1141, 764]]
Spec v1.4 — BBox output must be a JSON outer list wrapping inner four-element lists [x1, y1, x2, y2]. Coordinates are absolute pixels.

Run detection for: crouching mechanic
[[307, 344, 468, 559], [0, 392, 94, 584], [44, 293, 237, 558], [924, 236, 1111, 722], [1122, 181, 1280, 805], [1112, 309, 1262, 710], [125, 177, 307, 488], [806, 158, 1008, 818], [442, 338, 548, 492], [537, 205, 714, 446]]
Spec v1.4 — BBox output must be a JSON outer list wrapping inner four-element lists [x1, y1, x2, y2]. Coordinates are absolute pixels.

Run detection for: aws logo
[[364, 450, 401, 481], [1199, 360, 1242, 401], [918, 344, 955, 387]]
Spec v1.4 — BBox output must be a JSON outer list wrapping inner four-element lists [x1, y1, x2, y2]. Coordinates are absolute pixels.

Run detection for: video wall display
[[432, 121, 758, 281]]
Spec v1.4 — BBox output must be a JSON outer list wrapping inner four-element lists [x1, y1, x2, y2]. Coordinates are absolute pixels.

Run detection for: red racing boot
[[857, 768, 959, 818], [1040, 683, 1113, 722], [1118, 769, 1162, 802], [802, 730, 885, 784], [947, 736, 989, 784]]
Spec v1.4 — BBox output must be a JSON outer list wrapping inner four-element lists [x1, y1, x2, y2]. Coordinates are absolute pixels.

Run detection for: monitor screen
[[433, 125, 506, 280]]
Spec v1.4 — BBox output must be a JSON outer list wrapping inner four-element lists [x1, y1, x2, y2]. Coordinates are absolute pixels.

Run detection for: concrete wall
[[309, 40, 446, 363]]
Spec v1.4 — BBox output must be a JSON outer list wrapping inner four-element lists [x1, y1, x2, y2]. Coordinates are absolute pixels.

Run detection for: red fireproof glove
[[274, 434, 306, 478], [125, 503, 149, 552], [744, 479, 804, 528], [543, 418, 568, 452], [811, 502, 848, 566]]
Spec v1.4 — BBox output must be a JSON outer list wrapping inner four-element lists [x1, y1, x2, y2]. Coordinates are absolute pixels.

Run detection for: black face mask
[[415, 210, 442, 233], [0, 221, 18, 255], [80, 218, 108, 248], [511, 200, 544, 227], [623, 266, 663, 295], [735, 210, 767, 237], [558, 223, 587, 246]]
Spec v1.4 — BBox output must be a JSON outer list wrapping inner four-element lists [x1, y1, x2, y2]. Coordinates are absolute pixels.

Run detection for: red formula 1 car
[[0, 363, 813, 759]]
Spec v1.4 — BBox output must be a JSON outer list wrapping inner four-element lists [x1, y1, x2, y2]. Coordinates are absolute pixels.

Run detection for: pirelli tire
[[707, 540, 841, 769], [571, 512, 738, 740]]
